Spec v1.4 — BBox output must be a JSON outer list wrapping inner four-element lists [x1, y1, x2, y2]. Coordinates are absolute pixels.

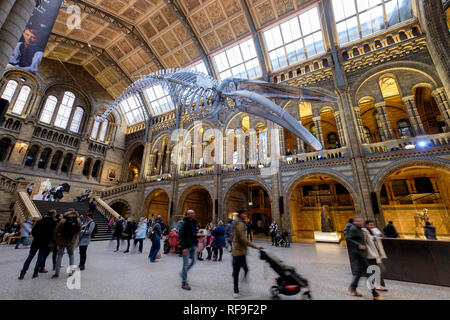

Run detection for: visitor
[[148, 218, 162, 262], [169, 228, 178, 253], [52, 210, 82, 278], [206, 218, 214, 232], [383, 221, 399, 238], [18, 211, 56, 279], [346, 216, 383, 300], [122, 218, 136, 253], [246, 220, 253, 241], [179, 209, 198, 291], [15, 218, 33, 249], [55, 185, 64, 202], [78, 213, 96, 271], [204, 230, 214, 260], [343, 218, 354, 237], [269, 221, 278, 246], [232, 210, 261, 298], [79, 215, 85, 224], [2, 221, 20, 244], [107, 217, 114, 233], [89, 198, 97, 214], [134, 218, 148, 254], [212, 221, 226, 262], [26, 183, 34, 198], [42, 189, 50, 201], [225, 218, 233, 252], [364, 220, 388, 292], [196, 230, 205, 261], [40, 210, 58, 272], [48, 187, 56, 202], [424, 222, 437, 240], [113, 217, 125, 252]]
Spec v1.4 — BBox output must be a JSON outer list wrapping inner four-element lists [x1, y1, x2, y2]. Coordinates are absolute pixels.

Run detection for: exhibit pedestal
[[314, 231, 340, 243]]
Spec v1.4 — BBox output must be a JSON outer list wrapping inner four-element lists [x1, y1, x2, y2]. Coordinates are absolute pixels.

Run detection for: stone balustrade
[[1, 114, 23, 133], [88, 141, 107, 156], [32, 125, 80, 149], [179, 167, 214, 178], [126, 121, 146, 134], [146, 173, 172, 182], [0, 173, 20, 194], [281, 147, 348, 164], [362, 132, 450, 154], [98, 182, 138, 199]]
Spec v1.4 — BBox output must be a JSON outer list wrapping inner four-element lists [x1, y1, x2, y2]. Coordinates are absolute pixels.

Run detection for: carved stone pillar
[[32, 149, 42, 171], [334, 110, 346, 146], [402, 96, 424, 136], [432, 88, 450, 130], [156, 152, 163, 175], [68, 156, 76, 177], [45, 151, 55, 173], [385, 181, 395, 203], [56, 154, 65, 175], [87, 160, 95, 179], [375, 102, 394, 140], [164, 149, 171, 173], [312, 116, 324, 147], [406, 179, 417, 194]]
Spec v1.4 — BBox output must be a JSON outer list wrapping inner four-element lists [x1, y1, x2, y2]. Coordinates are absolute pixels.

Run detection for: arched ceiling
[[43, 0, 314, 99]]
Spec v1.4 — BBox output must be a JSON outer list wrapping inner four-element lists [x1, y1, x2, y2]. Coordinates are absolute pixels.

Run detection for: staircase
[[33, 200, 112, 241]]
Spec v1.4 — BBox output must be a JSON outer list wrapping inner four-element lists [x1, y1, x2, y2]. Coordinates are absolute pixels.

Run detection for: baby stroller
[[275, 231, 291, 247], [260, 249, 311, 300]]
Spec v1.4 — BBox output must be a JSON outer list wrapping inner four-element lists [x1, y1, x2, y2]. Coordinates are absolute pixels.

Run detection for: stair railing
[[95, 197, 121, 221], [95, 182, 138, 200], [13, 191, 42, 223]]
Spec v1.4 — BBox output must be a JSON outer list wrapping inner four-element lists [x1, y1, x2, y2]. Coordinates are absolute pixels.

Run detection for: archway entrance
[[288, 175, 356, 242], [379, 165, 450, 240], [146, 189, 169, 224], [127, 145, 144, 182], [0, 138, 12, 162], [226, 182, 271, 235], [179, 187, 212, 228], [110, 202, 129, 218]]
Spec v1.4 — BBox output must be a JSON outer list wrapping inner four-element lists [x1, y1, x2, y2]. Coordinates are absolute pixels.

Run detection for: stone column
[[56, 154, 65, 175], [402, 96, 425, 136], [375, 102, 394, 140], [0, 0, 15, 30], [406, 179, 417, 194], [334, 110, 346, 146], [44, 150, 54, 173], [385, 181, 395, 203], [148, 153, 155, 176], [432, 88, 450, 130], [68, 156, 76, 177], [312, 116, 325, 147], [139, 142, 150, 182], [297, 137, 305, 153], [87, 160, 95, 179], [32, 149, 42, 171], [164, 149, 171, 173], [0, 0, 36, 76], [156, 152, 163, 175]]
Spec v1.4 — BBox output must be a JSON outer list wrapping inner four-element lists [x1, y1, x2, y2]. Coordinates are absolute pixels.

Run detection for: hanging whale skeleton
[[99, 69, 338, 151]]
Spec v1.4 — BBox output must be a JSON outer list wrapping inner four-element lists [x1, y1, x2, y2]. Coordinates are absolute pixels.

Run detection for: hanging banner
[[9, 0, 64, 75]]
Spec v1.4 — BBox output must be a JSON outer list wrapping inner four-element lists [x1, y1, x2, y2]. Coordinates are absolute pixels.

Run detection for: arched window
[[40, 95, 58, 124], [98, 119, 108, 142], [397, 119, 412, 137], [11, 85, 31, 115], [69, 107, 84, 133], [91, 116, 101, 139], [54, 91, 75, 129], [1, 80, 18, 102]]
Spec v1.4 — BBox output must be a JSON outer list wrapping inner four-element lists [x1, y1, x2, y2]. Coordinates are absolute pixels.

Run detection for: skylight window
[[189, 61, 208, 75], [144, 85, 174, 116], [120, 94, 145, 124], [263, 6, 325, 71], [332, 0, 413, 45], [213, 39, 262, 81]]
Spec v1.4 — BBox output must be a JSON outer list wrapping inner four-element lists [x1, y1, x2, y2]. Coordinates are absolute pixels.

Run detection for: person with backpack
[[55, 185, 64, 202], [18, 210, 57, 279], [52, 210, 82, 278], [148, 219, 162, 262], [89, 198, 97, 214], [77, 213, 96, 271], [212, 221, 226, 262], [179, 209, 198, 290]]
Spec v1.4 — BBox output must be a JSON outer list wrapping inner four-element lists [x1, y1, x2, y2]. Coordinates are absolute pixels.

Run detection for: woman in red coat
[[168, 229, 179, 253]]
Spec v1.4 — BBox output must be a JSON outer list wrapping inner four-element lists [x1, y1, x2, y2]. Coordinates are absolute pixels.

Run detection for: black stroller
[[260, 249, 312, 300], [275, 231, 291, 247]]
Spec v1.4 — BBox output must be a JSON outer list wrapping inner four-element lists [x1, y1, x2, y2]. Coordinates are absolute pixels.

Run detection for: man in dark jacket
[[346, 216, 383, 300], [179, 209, 198, 291], [18, 210, 57, 279], [383, 221, 399, 238]]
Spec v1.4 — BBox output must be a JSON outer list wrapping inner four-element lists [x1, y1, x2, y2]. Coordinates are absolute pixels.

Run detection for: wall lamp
[[18, 143, 27, 154]]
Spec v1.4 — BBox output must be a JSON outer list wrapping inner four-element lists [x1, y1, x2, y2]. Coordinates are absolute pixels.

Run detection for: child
[[197, 229, 206, 261], [169, 228, 178, 253], [205, 230, 214, 260]]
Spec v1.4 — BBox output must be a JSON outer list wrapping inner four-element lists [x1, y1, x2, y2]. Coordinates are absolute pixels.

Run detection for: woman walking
[[134, 218, 148, 254], [149, 219, 162, 262], [212, 221, 226, 262], [364, 220, 388, 292]]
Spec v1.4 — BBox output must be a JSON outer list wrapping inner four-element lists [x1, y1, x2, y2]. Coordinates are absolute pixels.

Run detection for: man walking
[[78, 213, 96, 270], [18, 211, 57, 279], [149, 218, 162, 262], [232, 210, 261, 299], [179, 209, 198, 290], [246, 220, 253, 241], [347, 216, 383, 300], [52, 210, 82, 278]]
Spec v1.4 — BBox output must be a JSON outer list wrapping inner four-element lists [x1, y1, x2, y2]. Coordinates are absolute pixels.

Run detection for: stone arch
[[177, 184, 214, 227], [109, 199, 131, 219], [145, 188, 170, 223]]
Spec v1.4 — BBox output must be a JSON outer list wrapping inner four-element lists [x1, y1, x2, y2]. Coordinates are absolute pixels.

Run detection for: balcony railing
[[32, 125, 80, 149], [363, 132, 450, 154], [281, 147, 348, 164]]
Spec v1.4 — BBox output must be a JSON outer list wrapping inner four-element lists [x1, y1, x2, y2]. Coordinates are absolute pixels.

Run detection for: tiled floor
[[1, 239, 449, 300]]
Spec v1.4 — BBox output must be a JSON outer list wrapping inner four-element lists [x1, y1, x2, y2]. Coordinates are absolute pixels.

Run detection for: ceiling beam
[[48, 32, 132, 83], [162, 0, 215, 77], [240, 0, 269, 82], [66, 0, 165, 70]]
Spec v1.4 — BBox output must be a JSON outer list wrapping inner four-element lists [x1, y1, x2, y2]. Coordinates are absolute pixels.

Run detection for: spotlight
[[416, 140, 428, 148]]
